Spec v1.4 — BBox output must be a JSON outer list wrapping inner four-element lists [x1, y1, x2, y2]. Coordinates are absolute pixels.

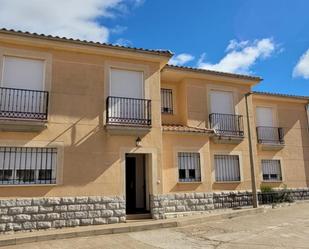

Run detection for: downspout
[[305, 102, 309, 131], [245, 92, 258, 208]]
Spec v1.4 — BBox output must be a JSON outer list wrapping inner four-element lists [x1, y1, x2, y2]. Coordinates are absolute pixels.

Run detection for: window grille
[[0, 147, 57, 185], [262, 159, 282, 181], [178, 152, 201, 182], [215, 155, 240, 182], [161, 88, 173, 114]]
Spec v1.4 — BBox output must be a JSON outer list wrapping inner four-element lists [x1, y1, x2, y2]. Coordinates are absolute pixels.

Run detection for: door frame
[[120, 147, 158, 212]]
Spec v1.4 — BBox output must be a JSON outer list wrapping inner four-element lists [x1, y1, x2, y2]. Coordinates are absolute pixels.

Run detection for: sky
[[0, 0, 308, 96]]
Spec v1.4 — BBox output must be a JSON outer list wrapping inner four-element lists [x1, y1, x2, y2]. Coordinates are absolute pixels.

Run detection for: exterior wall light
[[136, 137, 142, 147]]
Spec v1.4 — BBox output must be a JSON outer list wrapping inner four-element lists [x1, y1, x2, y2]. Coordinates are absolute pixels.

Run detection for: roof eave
[[0, 28, 173, 62]]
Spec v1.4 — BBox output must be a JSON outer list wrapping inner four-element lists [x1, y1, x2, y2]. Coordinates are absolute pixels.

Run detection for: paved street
[[3, 202, 309, 249]]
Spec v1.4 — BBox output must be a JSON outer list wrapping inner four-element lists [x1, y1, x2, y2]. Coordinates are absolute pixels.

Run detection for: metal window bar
[[256, 127, 284, 144], [106, 96, 151, 126], [262, 159, 282, 181], [0, 147, 57, 185], [178, 152, 201, 182], [209, 113, 244, 137], [161, 88, 173, 114], [0, 87, 49, 120], [214, 155, 240, 182]]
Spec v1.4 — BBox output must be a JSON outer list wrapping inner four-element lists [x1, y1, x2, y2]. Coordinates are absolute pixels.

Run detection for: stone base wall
[[151, 193, 214, 219], [0, 196, 125, 233], [151, 188, 309, 219]]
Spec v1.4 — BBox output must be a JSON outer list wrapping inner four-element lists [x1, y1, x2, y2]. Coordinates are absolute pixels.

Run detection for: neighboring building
[[0, 29, 308, 232]]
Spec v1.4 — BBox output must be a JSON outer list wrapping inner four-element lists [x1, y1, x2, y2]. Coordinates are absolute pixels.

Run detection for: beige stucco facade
[[0, 29, 308, 201]]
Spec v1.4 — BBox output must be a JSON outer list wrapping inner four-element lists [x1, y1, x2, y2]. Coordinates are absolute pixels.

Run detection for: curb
[[0, 207, 265, 247]]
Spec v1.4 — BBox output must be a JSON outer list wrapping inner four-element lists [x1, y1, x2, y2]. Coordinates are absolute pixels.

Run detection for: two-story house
[[0, 29, 308, 233]]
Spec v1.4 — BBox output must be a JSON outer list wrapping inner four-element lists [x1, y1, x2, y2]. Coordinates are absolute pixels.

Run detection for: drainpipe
[[245, 92, 258, 208], [305, 102, 309, 131]]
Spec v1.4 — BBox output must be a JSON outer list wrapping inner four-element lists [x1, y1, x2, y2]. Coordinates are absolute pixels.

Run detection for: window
[[0, 147, 57, 185], [215, 155, 240, 182], [161, 88, 173, 114], [178, 152, 201, 182], [2, 56, 44, 90], [262, 160, 282, 181]]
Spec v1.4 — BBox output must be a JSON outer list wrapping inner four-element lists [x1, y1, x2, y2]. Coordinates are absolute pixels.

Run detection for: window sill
[[214, 181, 242, 184], [261, 180, 283, 183], [0, 183, 57, 187], [177, 181, 202, 184], [162, 112, 174, 116]]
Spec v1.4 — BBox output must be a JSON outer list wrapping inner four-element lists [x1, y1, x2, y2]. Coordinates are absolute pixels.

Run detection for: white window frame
[[177, 152, 201, 183], [109, 67, 144, 98], [211, 151, 243, 183], [0, 140, 64, 187], [0, 47, 52, 92], [261, 158, 284, 182], [161, 88, 173, 114], [174, 147, 205, 184]]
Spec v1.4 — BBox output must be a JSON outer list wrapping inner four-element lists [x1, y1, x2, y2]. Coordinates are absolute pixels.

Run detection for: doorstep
[[0, 207, 265, 247]]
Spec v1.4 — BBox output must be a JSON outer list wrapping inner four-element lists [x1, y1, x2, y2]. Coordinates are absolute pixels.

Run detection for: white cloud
[[114, 38, 132, 47], [293, 49, 309, 79], [197, 38, 276, 74], [0, 0, 141, 42], [169, 53, 195, 66]]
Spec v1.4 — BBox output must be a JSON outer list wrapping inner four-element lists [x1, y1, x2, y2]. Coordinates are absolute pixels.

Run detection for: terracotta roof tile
[[162, 124, 214, 135], [0, 28, 173, 57], [253, 91, 309, 100], [164, 64, 262, 81]]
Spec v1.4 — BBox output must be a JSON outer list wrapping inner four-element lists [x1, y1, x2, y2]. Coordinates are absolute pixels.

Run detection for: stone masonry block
[[107, 217, 119, 224], [80, 218, 93, 226], [93, 218, 107, 225], [37, 222, 52, 229], [23, 222, 37, 230], [101, 210, 113, 217], [16, 199, 32, 207], [14, 214, 31, 222], [0, 215, 13, 223], [0, 199, 16, 207], [88, 210, 101, 218], [23, 206, 39, 214], [61, 197, 75, 204], [75, 211, 88, 219], [8, 207, 23, 215], [46, 198, 61, 205], [46, 213, 60, 220], [75, 197, 88, 204], [66, 219, 80, 227], [32, 214, 46, 221], [53, 220, 66, 228], [68, 205, 81, 211]]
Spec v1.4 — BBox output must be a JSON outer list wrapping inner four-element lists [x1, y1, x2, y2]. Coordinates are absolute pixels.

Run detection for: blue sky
[[0, 0, 309, 95]]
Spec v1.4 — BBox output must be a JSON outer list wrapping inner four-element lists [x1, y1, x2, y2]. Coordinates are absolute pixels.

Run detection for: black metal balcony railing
[[209, 113, 244, 137], [0, 87, 49, 121], [256, 126, 284, 144], [106, 96, 151, 126]]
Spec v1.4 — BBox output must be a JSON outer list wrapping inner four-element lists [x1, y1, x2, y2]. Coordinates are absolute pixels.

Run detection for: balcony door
[[210, 90, 236, 135], [210, 90, 234, 115], [1, 56, 45, 118], [109, 68, 144, 123], [256, 107, 273, 127], [256, 107, 278, 142]]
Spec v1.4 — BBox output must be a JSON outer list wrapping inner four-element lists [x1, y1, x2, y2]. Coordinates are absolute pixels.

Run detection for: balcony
[[256, 126, 284, 150], [209, 113, 244, 143], [106, 96, 151, 134], [0, 87, 49, 131]]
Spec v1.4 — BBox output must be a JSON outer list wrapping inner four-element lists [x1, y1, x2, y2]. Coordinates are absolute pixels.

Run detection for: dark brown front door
[[126, 157, 136, 213]]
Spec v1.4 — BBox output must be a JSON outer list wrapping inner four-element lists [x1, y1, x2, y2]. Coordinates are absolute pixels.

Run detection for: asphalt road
[[3, 202, 309, 249]]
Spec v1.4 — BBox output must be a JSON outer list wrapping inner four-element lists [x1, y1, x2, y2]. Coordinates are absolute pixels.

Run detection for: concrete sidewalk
[[0, 207, 265, 247]]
